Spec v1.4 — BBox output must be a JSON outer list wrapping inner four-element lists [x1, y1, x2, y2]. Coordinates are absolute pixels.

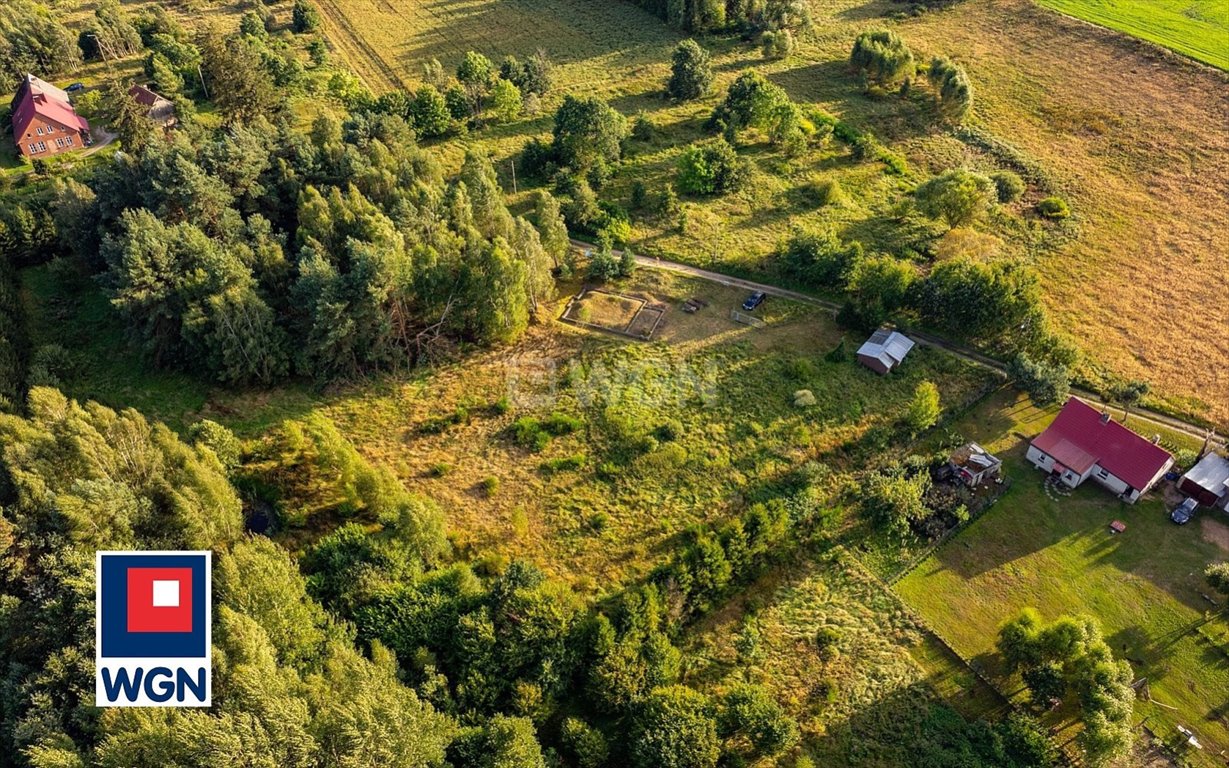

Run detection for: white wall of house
[[1025, 444, 1052, 472], [1089, 466, 1131, 497], [1026, 444, 1171, 503], [1026, 445, 1092, 488]]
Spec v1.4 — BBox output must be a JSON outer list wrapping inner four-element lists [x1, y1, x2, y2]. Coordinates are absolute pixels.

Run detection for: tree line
[[45, 94, 562, 385]]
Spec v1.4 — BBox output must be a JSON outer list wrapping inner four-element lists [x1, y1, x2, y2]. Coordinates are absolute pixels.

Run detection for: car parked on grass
[[65, 82, 85, 92], [1170, 497, 1197, 525], [741, 291, 766, 311]]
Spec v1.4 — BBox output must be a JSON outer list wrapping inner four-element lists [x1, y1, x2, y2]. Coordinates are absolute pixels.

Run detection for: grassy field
[[685, 547, 1008, 764], [1036, 0, 1229, 70], [22, 259, 995, 579], [302, 0, 1229, 430], [895, 391, 1229, 763]]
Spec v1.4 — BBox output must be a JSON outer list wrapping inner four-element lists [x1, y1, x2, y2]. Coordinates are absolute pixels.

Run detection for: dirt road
[[570, 239, 1223, 448]]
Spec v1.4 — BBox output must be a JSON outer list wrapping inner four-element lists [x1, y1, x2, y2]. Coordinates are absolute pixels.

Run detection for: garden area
[[895, 392, 1229, 763]]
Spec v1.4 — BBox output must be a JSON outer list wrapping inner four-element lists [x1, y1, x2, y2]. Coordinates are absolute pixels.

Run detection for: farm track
[[571, 239, 1226, 448], [313, 0, 406, 92]]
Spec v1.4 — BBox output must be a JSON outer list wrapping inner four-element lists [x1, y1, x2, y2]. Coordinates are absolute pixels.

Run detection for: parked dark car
[[1170, 497, 1197, 525], [741, 291, 766, 311], [65, 82, 85, 92]]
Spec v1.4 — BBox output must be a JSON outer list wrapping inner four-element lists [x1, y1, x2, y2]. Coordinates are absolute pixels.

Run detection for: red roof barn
[[1025, 397, 1173, 503], [9, 74, 91, 159]]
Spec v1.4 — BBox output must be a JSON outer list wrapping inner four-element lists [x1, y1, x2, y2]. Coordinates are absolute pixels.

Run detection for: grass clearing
[[685, 547, 1007, 763], [310, 0, 1229, 428], [1035, 0, 1229, 70], [895, 391, 1229, 762], [19, 257, 995, 584]]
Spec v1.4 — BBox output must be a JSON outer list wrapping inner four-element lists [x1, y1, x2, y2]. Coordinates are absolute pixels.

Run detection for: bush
[[632, 112, 656, 141], [926, 56, 972, 122], [815, 626, 841, 661], [717, 684, 800, 759], [914, 168, 996, 229], [803, 176, 845, 208], [991, 170, 1025, 203], [481, 476, 500, 496], [779, 228, 863, 288], [630, 180, 649, 210], [542, 412, 583, 435], [1205, 562, 1229, 597], [793, 389, 816, 408], [850, 29, 914, 87], [291, 0, 322, 32], [1037, 196, 1070, 219], [676, 138, 747, 196], [761, 29, 794, 59], [653, 419, 684, 442]]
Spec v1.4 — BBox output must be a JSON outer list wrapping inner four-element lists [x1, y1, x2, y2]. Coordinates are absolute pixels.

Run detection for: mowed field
[[1036, 0, 1229, 70], [896, 391, 1229, 762]]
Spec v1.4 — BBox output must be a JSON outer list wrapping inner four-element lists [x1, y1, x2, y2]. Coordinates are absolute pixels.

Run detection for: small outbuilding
[[856, 329, 915, 375], [128, 84, 176, 127], [1178, 452, 1229, 511], [950, 442, 1003, 487]]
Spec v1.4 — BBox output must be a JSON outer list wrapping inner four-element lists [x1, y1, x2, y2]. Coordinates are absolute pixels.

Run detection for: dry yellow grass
[[312, 0, 1229, 427], [896, 0, 1229, 423], [567, 290, 644, 329]]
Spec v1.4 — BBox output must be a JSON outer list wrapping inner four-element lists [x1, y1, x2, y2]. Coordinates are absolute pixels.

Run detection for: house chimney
[[1099, 411, 1111, 425]]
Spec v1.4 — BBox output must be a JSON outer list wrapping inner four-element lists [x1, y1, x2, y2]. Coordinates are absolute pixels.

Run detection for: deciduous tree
[[667, 39, 713, 100]]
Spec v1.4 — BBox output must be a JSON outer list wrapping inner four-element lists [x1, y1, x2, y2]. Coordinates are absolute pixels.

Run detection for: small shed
[[128, 84, 176, 127], [1178, 452, 1229, 510], [856, 329, 915, 375], [950, 442, 1003, 487]]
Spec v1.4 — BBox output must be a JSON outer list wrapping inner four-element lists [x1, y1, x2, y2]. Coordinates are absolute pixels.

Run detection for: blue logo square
[[99, 553, 209, 659]]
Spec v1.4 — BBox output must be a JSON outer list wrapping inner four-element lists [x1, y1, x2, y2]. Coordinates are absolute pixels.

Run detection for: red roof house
[[1026, 398, 1173, 503], [9, 74, 91, 160]]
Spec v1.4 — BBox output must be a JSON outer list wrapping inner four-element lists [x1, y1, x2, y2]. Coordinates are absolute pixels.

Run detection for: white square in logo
[[151, 580, 180, 608]]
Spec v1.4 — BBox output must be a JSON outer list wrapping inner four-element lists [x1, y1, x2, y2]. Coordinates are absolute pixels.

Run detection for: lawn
[[1035, 0, 1229, 70], [895, 391, 1229, 763]]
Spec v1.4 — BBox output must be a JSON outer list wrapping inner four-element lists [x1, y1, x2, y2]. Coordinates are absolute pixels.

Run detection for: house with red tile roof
[[1026, 397, 1173, 503], [9, 74, 91, 160]]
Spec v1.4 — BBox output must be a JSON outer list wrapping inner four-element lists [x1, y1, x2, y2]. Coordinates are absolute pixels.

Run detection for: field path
[[571, 238, 1227, 446], [314, 0, 406, 92]]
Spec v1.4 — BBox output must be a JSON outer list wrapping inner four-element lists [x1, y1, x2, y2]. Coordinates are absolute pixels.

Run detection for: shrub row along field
[[1036, 0, 1229, 70], [896, 391, 1229, 762], [308, 0, 1229, 428]]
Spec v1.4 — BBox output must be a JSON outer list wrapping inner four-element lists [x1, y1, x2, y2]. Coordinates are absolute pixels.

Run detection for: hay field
[[1036, 0, 1229, 70], [312, 0, 678, 92], [895, 0, 1229, 423]]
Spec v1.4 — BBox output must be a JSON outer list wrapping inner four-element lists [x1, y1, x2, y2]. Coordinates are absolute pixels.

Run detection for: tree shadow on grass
[[834, 0, 900, 22]]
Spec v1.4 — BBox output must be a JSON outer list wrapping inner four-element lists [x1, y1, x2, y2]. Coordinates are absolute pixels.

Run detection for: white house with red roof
[[1026, 397, 1173, 503], [9, 74, 91, 159]]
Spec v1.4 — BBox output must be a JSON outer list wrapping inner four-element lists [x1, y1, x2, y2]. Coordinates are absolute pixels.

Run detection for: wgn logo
[[95, 551, 212, 707]]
